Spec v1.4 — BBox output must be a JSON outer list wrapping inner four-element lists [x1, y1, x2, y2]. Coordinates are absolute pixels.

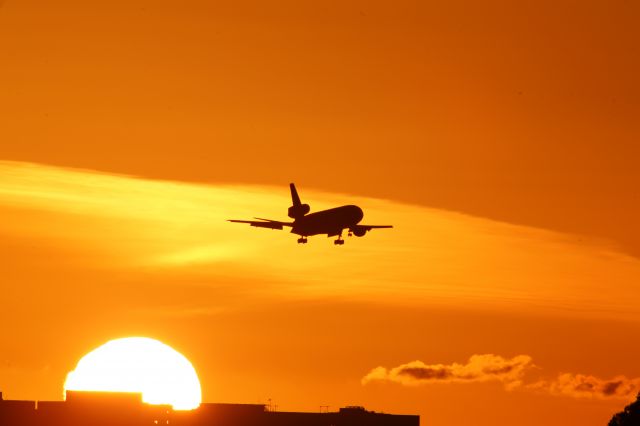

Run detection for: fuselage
[[291, 205, 363, 237]]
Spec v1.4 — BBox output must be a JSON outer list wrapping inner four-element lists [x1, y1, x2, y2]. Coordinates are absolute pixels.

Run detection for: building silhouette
[[0, 390, 420, 426]]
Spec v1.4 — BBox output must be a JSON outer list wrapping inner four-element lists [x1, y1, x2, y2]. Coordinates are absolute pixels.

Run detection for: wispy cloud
[[362, 354, 533, 388], [1, 161, 640, 319]]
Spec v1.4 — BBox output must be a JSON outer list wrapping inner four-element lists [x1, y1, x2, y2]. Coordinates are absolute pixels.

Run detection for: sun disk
[[64, 337, 201, 410]]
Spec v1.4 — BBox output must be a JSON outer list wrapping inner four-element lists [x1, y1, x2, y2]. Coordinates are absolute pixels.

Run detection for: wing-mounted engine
[[351, 226, 369, 237], [288, 183, 310, 219]]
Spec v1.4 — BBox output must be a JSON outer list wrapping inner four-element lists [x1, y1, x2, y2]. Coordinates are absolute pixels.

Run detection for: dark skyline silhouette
[[609, 393, 640, 426], [0, 390, 419, 426]]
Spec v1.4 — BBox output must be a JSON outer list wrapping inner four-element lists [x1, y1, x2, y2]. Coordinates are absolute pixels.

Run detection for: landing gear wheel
[[334, 239, 344, 245], [297, 237, 308, 244]]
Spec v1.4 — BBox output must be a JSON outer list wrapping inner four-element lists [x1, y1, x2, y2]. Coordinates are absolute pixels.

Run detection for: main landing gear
[[297, 237, 308, 244], [334, 231, 345, 245]]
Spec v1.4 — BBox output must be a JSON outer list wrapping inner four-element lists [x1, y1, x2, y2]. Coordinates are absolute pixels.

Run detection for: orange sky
[[1, 1, 639, 426]]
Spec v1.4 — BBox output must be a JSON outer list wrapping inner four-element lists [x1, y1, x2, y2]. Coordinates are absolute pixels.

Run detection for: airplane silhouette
[[229, 184, 392, 245]]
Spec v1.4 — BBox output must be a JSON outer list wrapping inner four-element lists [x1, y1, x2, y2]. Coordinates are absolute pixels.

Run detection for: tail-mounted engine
[[288, 203, 310, 219]]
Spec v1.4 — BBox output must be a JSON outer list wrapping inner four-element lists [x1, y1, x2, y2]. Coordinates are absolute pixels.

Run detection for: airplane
[[228, 183, 392, 245]]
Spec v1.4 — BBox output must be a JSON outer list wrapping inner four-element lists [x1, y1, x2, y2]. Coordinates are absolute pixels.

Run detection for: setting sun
[[64, 337, 201, 410]]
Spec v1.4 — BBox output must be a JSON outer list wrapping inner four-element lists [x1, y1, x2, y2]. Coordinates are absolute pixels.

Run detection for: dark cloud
[[362, 354, 533, 388], [529, 374, 640, 399], [364, 355, 640, 400]]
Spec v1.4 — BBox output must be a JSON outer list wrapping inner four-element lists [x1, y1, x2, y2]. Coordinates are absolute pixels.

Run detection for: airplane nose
[[354, 206, 364, 222]]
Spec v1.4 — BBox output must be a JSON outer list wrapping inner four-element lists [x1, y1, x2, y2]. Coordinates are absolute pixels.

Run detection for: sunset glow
[[1, 1, 639, 424], [64, 337, 201, 410]]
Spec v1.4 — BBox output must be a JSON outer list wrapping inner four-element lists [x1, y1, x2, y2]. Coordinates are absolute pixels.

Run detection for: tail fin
[[290, 183, 302, 206], [288, 183, 310, 218]]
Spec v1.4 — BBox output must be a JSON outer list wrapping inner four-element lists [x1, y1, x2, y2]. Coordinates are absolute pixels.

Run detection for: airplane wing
[[227, 218, 293, 230], [350, 224, 393, 236], [357, 225, 393, 230]]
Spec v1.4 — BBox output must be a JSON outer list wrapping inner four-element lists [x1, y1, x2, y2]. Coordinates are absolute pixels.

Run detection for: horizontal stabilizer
[[228, 219, 292, 230], [254, 217, 284, 222]]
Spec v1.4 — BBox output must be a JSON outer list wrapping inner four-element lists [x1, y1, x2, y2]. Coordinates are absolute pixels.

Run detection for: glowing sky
[[1, 1, 639, 425], [1, 161, 639, 425]]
